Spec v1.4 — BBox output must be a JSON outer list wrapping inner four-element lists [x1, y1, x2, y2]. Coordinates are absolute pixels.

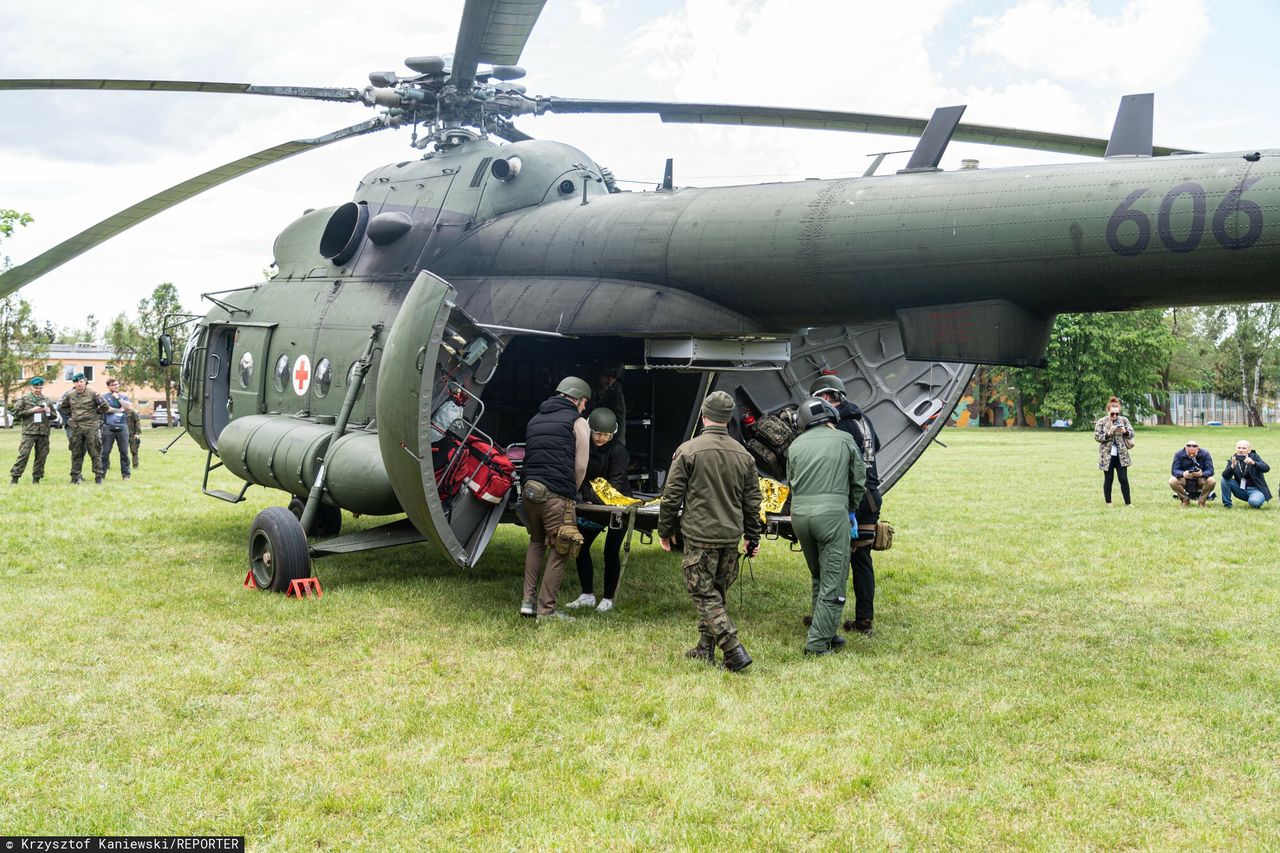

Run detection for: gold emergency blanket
[[758, 477, 789, 515], [590, 478, 659, 508], [588, 476, 789, 522]]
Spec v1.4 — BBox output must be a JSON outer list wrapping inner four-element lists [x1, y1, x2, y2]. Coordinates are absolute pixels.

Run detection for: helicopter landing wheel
[[286, 497, 343, 539], [249, 506, 311, 592]]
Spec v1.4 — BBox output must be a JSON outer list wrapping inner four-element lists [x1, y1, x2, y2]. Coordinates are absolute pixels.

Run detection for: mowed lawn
[[3, 424, 1279, 849]]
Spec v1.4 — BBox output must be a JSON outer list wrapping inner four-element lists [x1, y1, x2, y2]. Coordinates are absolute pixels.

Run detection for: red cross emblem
[[292, 354, 312, 395]]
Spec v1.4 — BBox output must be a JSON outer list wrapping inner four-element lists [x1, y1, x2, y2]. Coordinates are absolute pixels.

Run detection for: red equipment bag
[[446, 438, 516, 504]]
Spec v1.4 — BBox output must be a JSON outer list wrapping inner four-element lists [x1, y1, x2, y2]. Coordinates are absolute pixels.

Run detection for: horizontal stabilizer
[[895, 300, 1054, 367], [1104, 93, 1154, 158]]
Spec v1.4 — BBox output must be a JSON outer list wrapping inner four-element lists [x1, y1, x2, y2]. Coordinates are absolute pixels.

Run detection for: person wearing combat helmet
[[659, 390, 762, 673], [520, 376, 592, 619], [9, 376, 57, 485], [58, 372, 109, 484], [788, 397, 866, 655], [567, 407, 631, 612], [811, 373, 882, 636]]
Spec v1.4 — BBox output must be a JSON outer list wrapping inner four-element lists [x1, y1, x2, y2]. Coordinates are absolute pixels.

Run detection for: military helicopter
[[3, 0, 1279, 590]]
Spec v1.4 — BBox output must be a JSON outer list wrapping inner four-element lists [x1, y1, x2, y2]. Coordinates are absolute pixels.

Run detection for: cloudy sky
[[2, 0, 1276, 329]]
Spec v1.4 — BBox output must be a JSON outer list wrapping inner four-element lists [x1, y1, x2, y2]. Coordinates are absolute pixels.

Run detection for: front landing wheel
[[249, 506, 311, 592]]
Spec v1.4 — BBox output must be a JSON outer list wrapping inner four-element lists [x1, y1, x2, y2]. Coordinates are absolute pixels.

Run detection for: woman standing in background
[[1093, 396, 1134, 507]]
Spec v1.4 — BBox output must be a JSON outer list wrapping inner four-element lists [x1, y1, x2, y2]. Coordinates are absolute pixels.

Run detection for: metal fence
[[1140, 392, 1279, 426]]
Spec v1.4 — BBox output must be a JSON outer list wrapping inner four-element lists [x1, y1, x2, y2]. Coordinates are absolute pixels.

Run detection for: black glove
[[744, 537, 760, 558]]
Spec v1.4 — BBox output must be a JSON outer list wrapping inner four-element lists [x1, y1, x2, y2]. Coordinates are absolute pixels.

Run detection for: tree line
[[972, 305, 1280, 428]]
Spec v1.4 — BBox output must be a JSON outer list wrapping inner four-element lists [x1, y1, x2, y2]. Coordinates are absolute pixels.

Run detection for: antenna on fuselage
[[658, 158, 674, 191], [1104, 93, 1154, 158], [898, 105, 967, 173]]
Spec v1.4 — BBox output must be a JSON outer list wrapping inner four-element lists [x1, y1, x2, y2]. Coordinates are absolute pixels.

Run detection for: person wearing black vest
[[811, 374, 882, 636], [520, 376, 592, 619]]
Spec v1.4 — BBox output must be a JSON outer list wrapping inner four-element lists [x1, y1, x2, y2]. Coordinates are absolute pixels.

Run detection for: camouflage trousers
[[681, 540, 742, 652], [69, 426, 103, 480], [10, 434, 50, 480]]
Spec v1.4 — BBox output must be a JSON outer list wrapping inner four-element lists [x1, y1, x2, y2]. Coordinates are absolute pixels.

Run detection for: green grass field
[[3, 424, 1279, 849]]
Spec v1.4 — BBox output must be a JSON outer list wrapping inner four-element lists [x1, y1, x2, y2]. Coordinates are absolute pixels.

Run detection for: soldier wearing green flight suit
[[9, 376, 57, 485], [788, 397, 866, 656], [659, 390, 762, 673], [58, 373, 109, 484]]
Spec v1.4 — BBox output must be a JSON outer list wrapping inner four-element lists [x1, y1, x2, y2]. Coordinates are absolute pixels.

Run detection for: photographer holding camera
[[1221, 440, 1271, 509], [1093, 396, 1134, 506], [1169, 440, 1216, 508]]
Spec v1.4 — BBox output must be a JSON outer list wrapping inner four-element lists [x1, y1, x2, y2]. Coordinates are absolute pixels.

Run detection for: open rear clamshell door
[[377, 271, 505, 567]]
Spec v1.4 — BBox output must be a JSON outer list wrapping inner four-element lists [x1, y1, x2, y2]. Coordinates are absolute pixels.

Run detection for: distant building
[[18, 343, 172, 416]]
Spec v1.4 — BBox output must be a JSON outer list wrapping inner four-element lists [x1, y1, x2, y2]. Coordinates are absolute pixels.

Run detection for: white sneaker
[[519, 599, 535, 618], [595, 598, 614, 612], [566, 593, 597, 609]]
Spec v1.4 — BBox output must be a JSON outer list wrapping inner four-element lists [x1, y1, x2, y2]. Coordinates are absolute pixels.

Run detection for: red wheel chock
[[286, 577, 324, 599], [243, 570, 258, 589]]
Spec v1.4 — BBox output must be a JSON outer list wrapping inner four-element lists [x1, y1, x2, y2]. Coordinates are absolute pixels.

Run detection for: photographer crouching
[[1221, 440, 1271, 509]]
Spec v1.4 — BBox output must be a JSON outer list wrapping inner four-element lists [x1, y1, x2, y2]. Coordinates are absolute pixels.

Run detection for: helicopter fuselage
[[175, 136, 1279, 567]]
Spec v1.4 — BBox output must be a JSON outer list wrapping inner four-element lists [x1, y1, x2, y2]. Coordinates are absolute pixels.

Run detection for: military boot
[[844, 618, 873, 636], [684, 634, 715, 664], [94, 475, 103, 485], [9, 477, 17, 485], [32, 477, 40, 484], [71, 476, 82, 484], [722, 643, 752, 673]]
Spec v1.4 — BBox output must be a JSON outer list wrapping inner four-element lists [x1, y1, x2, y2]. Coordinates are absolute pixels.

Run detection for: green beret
[[72, 373, 86, 382], [29, 377, 44, 386]]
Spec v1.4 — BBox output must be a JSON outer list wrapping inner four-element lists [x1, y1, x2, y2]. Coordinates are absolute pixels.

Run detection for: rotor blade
[[447, 0, 547, 92], [0, 79, 363, 102], [0, 118, 388, 297], [538, 99, 1198, 158]]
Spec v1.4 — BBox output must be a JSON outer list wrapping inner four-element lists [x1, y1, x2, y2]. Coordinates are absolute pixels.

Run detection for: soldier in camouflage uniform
[[659, 390, 762, 673], [9, 377, 57, 484], [126, 401, 141, 469], [58, 373, 108, 484]]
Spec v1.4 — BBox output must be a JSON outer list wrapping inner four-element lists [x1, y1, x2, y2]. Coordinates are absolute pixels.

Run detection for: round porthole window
[[314, 358, 333, 398], [238, 352, 254, 388], [274, 354, 290, 392]]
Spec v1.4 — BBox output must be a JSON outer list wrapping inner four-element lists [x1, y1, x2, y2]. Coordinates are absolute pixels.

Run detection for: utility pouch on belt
[[522, 480, 549, 505], [872, 521, 894, 551], [553, 501, 584, 557]]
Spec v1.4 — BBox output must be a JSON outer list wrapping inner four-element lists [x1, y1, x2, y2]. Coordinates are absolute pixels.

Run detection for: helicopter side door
[[202, 325, 236, 451], [377, 270, 506, 568], [227, 323, 276, 422]]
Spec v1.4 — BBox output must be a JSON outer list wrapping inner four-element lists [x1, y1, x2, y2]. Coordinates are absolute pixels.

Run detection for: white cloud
[[575, 0, 607, 30], [970, 0, 1211, 90]]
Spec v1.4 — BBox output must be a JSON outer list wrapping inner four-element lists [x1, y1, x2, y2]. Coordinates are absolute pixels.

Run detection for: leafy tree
[[1205, 303, 1280, 427], [1154, 307, 1215, 424], [0, 209, 33, 268], [56, 314, 100, 344], [106, 283, 185, 414], [1, 210, 59, 425], [1012, 310, 1174, 428]]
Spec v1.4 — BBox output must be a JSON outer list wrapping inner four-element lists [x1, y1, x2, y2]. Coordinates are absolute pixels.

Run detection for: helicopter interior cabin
[[478, 335, 709, 492]]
